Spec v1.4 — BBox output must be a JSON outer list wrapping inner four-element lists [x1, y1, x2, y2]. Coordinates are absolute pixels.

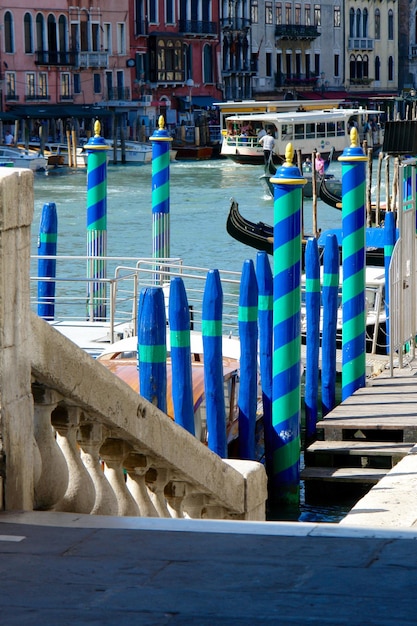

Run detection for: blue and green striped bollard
[[85, 120, 109, 321], [321, 233, 340, 416], [150, 115, 173, 282], [38, 202, 58, 320], [304, 237, 320, 444], [338, 127, 367, 401], [383, 211, 397, 354], [269, 143, 307, 505]]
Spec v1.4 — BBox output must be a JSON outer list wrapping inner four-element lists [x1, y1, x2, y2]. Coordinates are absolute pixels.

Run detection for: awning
[[0, 111, 20, 121], [191, 96, 216, 108], [7, 104, 113, 119]]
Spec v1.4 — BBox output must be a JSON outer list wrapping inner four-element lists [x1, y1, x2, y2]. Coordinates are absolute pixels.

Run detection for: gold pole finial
[[158, 115, 165, 130], [94, 120, 101, 137], [350, 126, 359, 147], [284, 142, 295, 166]]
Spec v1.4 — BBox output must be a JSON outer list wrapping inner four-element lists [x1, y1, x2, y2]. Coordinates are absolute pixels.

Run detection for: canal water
[[31, 158, 370, 523]]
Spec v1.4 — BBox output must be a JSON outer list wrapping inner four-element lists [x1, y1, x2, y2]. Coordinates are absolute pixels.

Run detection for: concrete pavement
[[1, 511, 417, 625]]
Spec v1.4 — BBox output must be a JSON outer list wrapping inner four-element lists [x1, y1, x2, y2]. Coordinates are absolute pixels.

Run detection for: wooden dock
[[302, 367, 417, 501]]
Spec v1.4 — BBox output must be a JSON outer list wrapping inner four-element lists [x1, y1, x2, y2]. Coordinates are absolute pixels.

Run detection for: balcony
[[78, 52, 109, 69], [35, 50, 77, 66], [220, 17, 251, 32], [275, 25, 320, 40], [348, 38, 374, 51], [24, 93, 51, 102], [179, 19, 217, 36], [349, 77, 373, 86], [276, 73, 318, 88], [5, 93, 19, 102], [107, 87, 131, 101]]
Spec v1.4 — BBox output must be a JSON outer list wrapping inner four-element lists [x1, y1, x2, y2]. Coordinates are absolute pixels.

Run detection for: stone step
[[306, 440, 412, 457], [301, 466, 389, 484]]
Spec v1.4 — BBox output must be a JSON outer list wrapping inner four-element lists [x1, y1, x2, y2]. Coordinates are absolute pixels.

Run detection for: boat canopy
[[224, 108, 381, 124]]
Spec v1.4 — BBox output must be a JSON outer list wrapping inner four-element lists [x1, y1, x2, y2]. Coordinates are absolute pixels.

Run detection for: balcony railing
[[276, 73, 318, 88], [5, 93, 19, 101], [79, 51, 109, 69], [59, 93, 74, 101], [220, 17, 251, 31], [25, 93, 51, 102], [107, 87, 131, 101], [348, 38, 374, 51], [275, 25, 320, 40], [349, 77, 373, 86], [35, 50, 77, 66], [135, 19, 149, 37], [178, 20, 218, 35]]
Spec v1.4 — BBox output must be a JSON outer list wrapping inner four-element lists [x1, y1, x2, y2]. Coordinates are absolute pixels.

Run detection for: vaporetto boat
[[220, 107, 380, 165]]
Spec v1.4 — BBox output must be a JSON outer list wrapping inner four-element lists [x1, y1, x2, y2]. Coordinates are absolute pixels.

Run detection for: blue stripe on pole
[[238, 259, 259, 460], [38, 202, 58, 320], [384, 211, 396, 354], [138, 287, 167, 413], [321, 234, 339, 416], [304, 237, 320, 442], [202, 269, 227, 457], [169, 277, 195, 434]]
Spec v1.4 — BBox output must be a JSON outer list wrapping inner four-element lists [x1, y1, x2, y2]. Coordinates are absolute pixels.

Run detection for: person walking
[[259, 129, 275, 165]]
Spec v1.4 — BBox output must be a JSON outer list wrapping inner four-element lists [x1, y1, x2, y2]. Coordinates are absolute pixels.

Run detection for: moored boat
[[0, 146, 47, 171]]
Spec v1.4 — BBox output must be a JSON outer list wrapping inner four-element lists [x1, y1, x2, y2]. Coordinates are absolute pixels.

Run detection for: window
[[305, 53, 310, 77], [26, 73, 35, 98], [265, 2, 273, 24], [203, 44, 213, 83], [350, 54, 356, 80], [156, 39, 183, 81], [314, 5, 321, 27], [314, 54, 320, 76], [266, 52, 272, 77], [285, 4, 291, 24], [91, 23, 100, 52], [295, 52, 301, 76], [375, 56, 380, 81], [305, 5, 311, 26], [93, 73, 101, 94], [334, 54, 339, 77], [117, 23, 126, 54], [349, 8, 354, 38], [363, 55, 369, 78], [356, 9, 361, 38], [58, 16, 67, 59], [166, 0, 174, 24], [24, 13, 33, 53], [103, 24, 111, 53], [61, 72, 71, 98], [6, 72, 16, 98], [375, 10, 380, 40], [149, 0, 157, 23], [388, 56, 394, 81], [334, 7, 341, 28], [363, 9, 368, 38], [251, 1, 258, 24], [4, 11, 14, 53], [285, 52, 291, 78], [276, 4, 282, 25], [36, 13, 45, 51], [39, 72, 47, 97], [295, 5, 301, 25], [388, 10, 393, 40], [74, 73, 81, 94]]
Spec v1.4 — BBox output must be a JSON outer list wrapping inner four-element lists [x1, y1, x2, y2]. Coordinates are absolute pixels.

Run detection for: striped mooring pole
[[384, 211, 397, 354], [37, 202, 58, 320], [338, 127, 367, 401], [304, 237, 320, 445], [269, 143, 306, 505], [150, 115, 173, 282], [321, 233, 340, 416], [85, 120, 109, 321]]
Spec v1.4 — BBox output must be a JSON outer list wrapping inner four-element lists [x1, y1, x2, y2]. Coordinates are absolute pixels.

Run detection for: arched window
[[4, 11, 14, 53], [363, 9, 368, 38], [349, 8, 354, 38], [58, 16, 67, 52], [388, 56, 394, 81], [375, 9, 380, 40], [375, 56, 380, 81], [356, 9, 361, 38], [36, 13, 45, 51], [203, 44, 213, 83], [388, 10, 394, 40], [24, 13, 33, 54], [349, 54, 356, 80], [363, 55, 369, 78], [356, 54, 363, 80]]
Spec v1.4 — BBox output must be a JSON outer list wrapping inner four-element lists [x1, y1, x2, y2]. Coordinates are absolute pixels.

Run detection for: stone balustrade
[[0, 168, 267, 521]]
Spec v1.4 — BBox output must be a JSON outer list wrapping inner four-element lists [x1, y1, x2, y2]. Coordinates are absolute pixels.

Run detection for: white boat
[[106, 140, 152, 164], [0, 146, 47, 171], [220, 107, 381, 165]]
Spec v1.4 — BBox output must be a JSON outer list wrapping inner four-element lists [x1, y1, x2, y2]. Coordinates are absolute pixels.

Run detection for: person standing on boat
[[259, 129, 275, 164], [4, 130, 13, 145], [315, 152, 325, 176]]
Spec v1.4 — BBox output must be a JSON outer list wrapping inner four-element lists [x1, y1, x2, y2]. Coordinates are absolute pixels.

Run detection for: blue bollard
[[256, 251, 273, 475], [38, 202, 57, 320], [169, 277, 195, 435], [138, 286, 167, 413], [384, 211, 396, 354], [304, 237, 320, 444], [238, 259, 259, 460], [202, 269, 227, 457], [321, 234, 340, 416]]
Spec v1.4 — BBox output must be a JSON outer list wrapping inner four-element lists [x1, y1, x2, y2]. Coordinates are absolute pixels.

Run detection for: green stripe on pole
[[272, 338, 300, 372], [258, 294, 273, 311], [274, 239, 301, 274], [238, 305, 258, 322], [305, 277, 321, 292], [323, 272, 339, 288], [272, 436, 301, 473], [201, 319, 222, 336], [139, 344, 167, 363], [273, 290, 300, 323], [39, 233, 58, 243], [272, 387, 300, 420], [170, 329, 191, 349]]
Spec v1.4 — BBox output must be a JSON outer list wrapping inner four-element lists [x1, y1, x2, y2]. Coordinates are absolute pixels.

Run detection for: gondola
[[226, 198, 386, 267]]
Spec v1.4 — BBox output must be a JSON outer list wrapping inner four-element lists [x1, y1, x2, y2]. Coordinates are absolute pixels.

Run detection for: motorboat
[[0, 146, 47, 171], [106, 140, 152, 164], [220, 107, 381, 165]]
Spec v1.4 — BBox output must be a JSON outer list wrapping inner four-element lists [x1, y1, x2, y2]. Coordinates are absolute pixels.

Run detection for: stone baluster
[[164, 481, 187, 518], [145, 467, 171, 518], [124, 453, 159, 517], [100, 438, 139, 516], [53, 405, 96, 513], [182, 493, 211, 519], [78, 422, 118, 516], [32, 384, 69, 510]]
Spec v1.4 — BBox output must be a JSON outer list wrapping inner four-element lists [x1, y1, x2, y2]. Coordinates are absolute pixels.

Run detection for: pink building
[[0, 1, 130, 135]]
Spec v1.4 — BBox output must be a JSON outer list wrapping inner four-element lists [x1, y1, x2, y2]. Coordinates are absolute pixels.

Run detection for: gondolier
[[259, 129, 275, 164]]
